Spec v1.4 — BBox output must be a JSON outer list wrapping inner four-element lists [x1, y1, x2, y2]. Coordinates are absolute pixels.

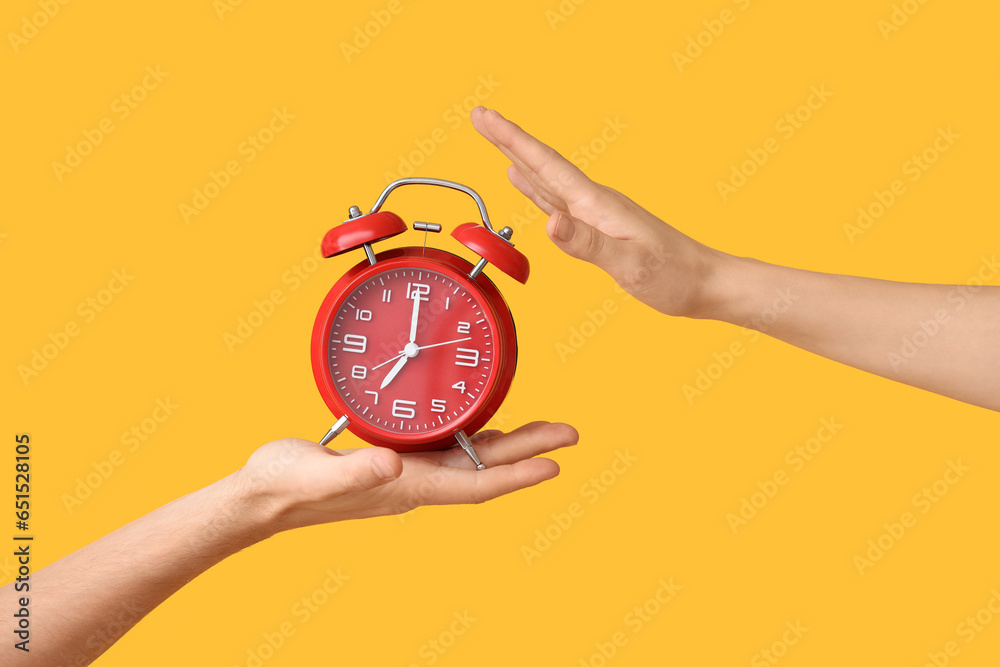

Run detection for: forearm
[[0, 470, 273, 666], [707, 254, 1000, 410]]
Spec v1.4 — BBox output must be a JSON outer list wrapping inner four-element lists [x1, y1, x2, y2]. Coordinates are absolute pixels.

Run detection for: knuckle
[[567, 181, 604, 211], [578, 227, 607, 260], [617, 247, 657, 294], [395, 491, 420, 514], [471, 476, 489, 505]]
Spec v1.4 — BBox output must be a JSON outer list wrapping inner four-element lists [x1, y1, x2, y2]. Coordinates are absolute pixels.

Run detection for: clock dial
[[326, 267, 497, 436]]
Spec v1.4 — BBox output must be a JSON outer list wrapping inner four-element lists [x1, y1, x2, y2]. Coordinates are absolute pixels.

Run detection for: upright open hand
[[471, 106, 728, 320]]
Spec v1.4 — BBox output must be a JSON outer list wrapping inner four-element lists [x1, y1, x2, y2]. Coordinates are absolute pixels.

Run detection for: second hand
[[415, 336, 471, 351], [369, 337, 473, 372]]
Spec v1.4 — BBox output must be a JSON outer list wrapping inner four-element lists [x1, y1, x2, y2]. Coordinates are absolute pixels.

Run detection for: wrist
[[698, 253, 786, 328], [212, 468, 285, 548], [683, 247, 750, 322]]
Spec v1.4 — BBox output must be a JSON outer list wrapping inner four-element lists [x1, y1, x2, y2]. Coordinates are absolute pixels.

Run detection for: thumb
[[546, 212, 625, 275], [329, 446, 403, 494]]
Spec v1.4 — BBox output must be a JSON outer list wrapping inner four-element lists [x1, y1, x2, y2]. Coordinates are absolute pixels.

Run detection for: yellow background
[[3, 0, 999, 665]]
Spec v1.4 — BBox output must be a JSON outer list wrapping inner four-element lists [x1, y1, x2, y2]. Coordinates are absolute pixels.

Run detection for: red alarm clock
[[311, 178, 529, 469]]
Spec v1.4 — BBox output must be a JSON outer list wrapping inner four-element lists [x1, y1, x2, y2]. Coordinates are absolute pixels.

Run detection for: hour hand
[[380, 355, 408, 389]]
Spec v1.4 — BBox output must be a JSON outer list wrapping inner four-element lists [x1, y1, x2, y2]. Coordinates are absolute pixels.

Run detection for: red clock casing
[[311, 247, 518, 452]]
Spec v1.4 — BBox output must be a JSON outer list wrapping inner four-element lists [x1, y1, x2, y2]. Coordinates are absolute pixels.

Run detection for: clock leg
[[455, 430, 486, 470], [318, 415, 350, 447]]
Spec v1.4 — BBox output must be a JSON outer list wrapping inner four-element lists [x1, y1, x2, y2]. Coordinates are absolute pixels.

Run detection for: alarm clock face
[[312, 248, 516, 451]]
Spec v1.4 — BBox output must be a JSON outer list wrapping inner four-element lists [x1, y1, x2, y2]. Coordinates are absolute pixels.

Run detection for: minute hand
[[416, 337, 472, 351], [409, 292, 422, 344]]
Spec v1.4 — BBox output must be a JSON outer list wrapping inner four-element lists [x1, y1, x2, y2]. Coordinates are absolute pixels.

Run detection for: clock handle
[[369, 177, 498, 233], [367, 177, 529, 284]]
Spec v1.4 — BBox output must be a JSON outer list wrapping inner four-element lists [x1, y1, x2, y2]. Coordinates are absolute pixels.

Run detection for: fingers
[[507, 165, 560, 216], [472, 458, 562, 503], [423, 457, 562, 505], [472, 107, 566, 182], [472, 107, 595, 209], [469, 428, 503, 442], [442, 421, 578, 468], [328, 446, 402, 493], [471, 107, 544, 188]]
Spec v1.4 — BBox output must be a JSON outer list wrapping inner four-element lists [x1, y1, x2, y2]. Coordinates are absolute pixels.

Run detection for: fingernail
[[372, 456, 394, 480], [489, 108, 505, 119], [474, 105, 486, 114], [553, 214, 575, 242]]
